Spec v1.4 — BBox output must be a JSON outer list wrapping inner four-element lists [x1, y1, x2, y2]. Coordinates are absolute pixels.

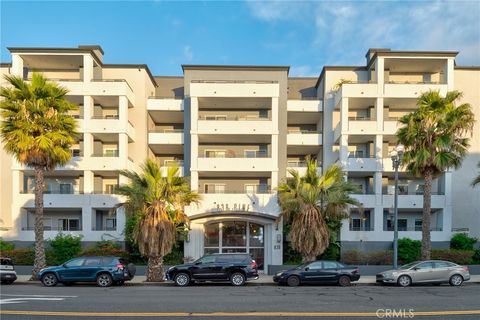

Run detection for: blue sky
[[1, 0, 479, 76]]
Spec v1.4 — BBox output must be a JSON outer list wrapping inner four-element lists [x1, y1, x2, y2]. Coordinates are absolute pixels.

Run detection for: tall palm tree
[[277, 157, 360, 262], [397, 90, 475, 260], [0, 73, 78, 278], [472, 162, 480, 187], [116, 159, 200, 282]]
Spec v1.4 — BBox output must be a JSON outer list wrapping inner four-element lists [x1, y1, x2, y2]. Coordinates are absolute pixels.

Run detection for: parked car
[[166, 253, 259, 286], [273, 260, 360, 287], [37, 256, 136, 287], [0, 257, 17, 285], [376, 260, 470, 287]]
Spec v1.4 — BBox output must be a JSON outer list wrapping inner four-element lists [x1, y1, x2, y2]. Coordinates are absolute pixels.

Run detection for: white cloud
[[183, 45, 193, 61], [247, 0, 480, 66]]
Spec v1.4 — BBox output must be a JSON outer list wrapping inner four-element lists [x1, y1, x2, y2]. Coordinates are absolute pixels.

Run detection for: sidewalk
[[11, 274, 480, 286]]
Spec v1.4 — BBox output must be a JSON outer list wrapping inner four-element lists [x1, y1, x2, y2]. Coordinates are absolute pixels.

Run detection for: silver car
[[376, 260, 470, 287]]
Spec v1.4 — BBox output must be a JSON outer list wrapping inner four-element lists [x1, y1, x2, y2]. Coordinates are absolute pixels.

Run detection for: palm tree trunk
[[146, 256, 164, 282], [31, 166, 46, 280], [421, 168, 433, 260]]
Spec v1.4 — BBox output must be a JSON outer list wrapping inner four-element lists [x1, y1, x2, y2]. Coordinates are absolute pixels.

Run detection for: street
[[1, 282, 479, 319]]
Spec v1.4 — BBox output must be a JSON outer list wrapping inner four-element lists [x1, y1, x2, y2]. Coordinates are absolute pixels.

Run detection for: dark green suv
[[37, 256, 136, 287]]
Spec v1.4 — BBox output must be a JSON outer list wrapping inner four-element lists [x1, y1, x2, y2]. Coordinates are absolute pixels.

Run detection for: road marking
[[1, 294, 78, 298], [0, 298, 65, 305], [1, 310, 480, 317]]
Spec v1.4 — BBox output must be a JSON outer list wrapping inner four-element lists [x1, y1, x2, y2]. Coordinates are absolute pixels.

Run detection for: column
[[340, 98, 349, 132], [83, 133, 94, 157], [12, 170, 20, 195], [83, 55, 94, 82], [119, 133, 128, 158], [339, 134, 349, 167], [190, 132, 199, 192], [115, 206, 126, 234], [11, 55, 24, 77], [83, 96, 93, 122], [375, 98, 384, 131], [81, 207, 93, 232], [446, 59, 455, 91], [375, 57, 384, 95], [271, 97, 279, 132], [271, 134, 279, 188], [119, 96, 128, 126], [190, 97, 199, 132], [83, 170, 94, 194], [374, 172, 383, 206], [375, 134, 383, 166]]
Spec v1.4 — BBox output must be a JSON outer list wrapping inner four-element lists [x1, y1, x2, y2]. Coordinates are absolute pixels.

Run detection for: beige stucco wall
[[452, 68, 480, 237]]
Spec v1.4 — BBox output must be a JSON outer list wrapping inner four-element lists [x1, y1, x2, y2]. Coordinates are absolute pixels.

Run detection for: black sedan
[[273, 260, 360, 287]]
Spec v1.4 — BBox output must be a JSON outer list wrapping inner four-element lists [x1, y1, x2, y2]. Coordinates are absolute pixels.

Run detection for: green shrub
[[398, 238, 421, 263], [473, 249, 480, 264], [1, 248, 35, 265], [342, 250, 364, 265], [431, 249, 475, 265], [80, 241, 129, 260], [319, 242, 341, 261], [47, 233, 82, 265], [451, 233, 477, 251], [0, 238, 15, 252], [163, 242, 184, 265], [365, 250, 393, 265]]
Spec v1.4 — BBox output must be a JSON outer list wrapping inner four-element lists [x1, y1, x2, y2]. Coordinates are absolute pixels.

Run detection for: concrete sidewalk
[[10, 274, 480, 286]]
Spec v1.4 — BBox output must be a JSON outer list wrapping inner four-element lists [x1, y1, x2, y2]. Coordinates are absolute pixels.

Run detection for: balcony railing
[[201, 185, 272, 194], [22, 226, 82, 231], [348, 152, 375, 159], [148, 95, 184, 100], [287, 160, 307, 167], [203, 151, 268, 158], [163, 160, 184, 167], [91, 151, 119, 157], [386, 80, 444, 85], [91, 115, 119, 120], [349, 226, 374, 231], [191, 80, 278, 84], [384, 227, 443, 232], [199, 115, 270, 121], [20, 190, 83, 195], [383, 190, 445, 195], [287, 130, 321, 134], [150, 129, 184, 133], [348, 116, 372, 121]]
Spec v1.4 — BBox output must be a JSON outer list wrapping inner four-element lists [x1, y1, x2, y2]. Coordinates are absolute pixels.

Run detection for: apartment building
[[1, 46, 478, 271]]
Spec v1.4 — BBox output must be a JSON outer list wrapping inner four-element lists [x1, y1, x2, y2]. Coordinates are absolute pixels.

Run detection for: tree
[[472, 162, 480, 187], [397, 90, 475, 260], [116, 159, 200, 281], [277, 156, 360, 262], [0, 73, 78, 278]]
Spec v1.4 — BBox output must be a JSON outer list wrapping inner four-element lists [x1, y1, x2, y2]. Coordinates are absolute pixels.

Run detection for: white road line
[[0, 297, 65, 305], [0, 294, 78, 298]]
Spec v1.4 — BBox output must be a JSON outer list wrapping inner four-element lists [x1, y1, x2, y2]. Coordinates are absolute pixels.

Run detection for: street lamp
[[390, 144, 404, 269]]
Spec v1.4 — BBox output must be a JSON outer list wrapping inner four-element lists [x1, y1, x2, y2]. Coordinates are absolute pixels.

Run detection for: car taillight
[[463, 266, 469, 272], [116, 264, 125, 270], [250, 260, 257, 269], [353, 268, 360, 274]]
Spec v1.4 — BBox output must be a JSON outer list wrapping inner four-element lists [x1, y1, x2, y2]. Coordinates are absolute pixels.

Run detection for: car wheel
[[174, 273, 190, 287], [338, 275, 351, 287], [1, 280, 14, 285], [41, 273, 58, 287], [449, 274, 463, 286], [96, 273, 113, 287], [397, 275, 411, 287], [287, 275, 300, 287], [230, 272, 246, 286]]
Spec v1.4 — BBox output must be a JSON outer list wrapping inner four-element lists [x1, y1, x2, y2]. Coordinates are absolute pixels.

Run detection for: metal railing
[[201, 185, 272, 194], [348, 152, 375, 159], [91, 115, 119, 120], [348, 116, 372, 121], [349, 226, 374, 231], [385, 227, 443, 232], [91, 151, 119, 157], [287, 130, 321, 134], [198, 115, 270, 121], [22, 226, 83, 231], [148, 96, 184, 100], [202, 151, 269, 158], [20, 190, 84, 195], [386, 80, 444, 85], [150, 129, 184, 133], [287, 160, 307, 167], [382, 190, 445, 195], [191, 80, 278, 84], [163, 160, 184, 167]]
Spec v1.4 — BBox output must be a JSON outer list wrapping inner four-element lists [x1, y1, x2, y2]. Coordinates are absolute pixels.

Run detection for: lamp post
[[390, 144, 404, 269]]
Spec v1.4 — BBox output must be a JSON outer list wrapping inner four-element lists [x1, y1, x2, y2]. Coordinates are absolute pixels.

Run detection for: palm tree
[[472, 162, 480, 187], [277, 157, 360, 262], [116, 159, 200, 282], [397, 90, 475, 260], [0, 73, 78, 278]]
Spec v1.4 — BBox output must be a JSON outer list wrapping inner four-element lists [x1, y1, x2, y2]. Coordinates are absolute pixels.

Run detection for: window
[[416, 185, 425, 195], [398, 219, 407, 231], [59, 219, 80, 231], [323, 261, 339, 269], [197, 255, 216, 264], [205, 150, 226, 158], [415, 219, 422, 231], [398, 185, 408, 195], [104, 184, 116, 194], [204, 184, 225, 194], [307, 261, 323, 270], [245, 184, 258, 194], [72, 149, 81, 157], [106, 218, 116, 231], [416, 262, 434, 270], [350, 219, 361, 231], [64, 258, 85, 267], [104, 149, 118, 157], [434, 261, 454, 269], [348, 150, 364, 158], [60, 184, 72, 194], [244, 150, 257, 158], [84, 258, 102, 266]]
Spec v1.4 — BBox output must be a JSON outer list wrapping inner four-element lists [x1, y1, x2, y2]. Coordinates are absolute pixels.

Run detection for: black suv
[[166, 253, 259, 286]]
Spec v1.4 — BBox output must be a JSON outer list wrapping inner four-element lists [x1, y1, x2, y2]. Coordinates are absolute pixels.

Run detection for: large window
[[204, 221, 265, 270]]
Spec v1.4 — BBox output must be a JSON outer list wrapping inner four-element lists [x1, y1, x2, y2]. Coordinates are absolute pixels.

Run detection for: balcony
[[287, 161, 322, 177], [196, 119, 274, 135], [148, 130, 184, 145], [147, 98, 184, 111], [190, 81, 279, 98], [383, 82, 447, 98], [201, 184, 272, 194], [197, 157, 273, 172], [287, 131, 322, 146], [185, 193, 280, 217], [160, 161, 185, 177], [382, 194, 446, 208], [334, 83, 378, 106], [347, 120, 377, 134], [287, 100, 322, 112], [77, 119, 135, 140], [16, 193, 123, 208], [346, 157, 379, 171], [55, 79, 135, 105]]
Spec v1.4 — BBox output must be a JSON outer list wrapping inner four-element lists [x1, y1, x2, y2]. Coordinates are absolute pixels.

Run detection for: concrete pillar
[[190, 97, 198, 132], [190, 170, 199, 192], [340, 98, 349, 132], [375, 134, 383, 162], [339, 134, 349, 167], [83, 55, 94, 82], [374, 172, 383, 206], [116, 206, 126, 234], [119, 96, 128, 125], [84, 170, 94, 193], [84, 133, 94, 157], [83, 96, 93, 121], [81, 207, 93, 232], [446, 59, 455, 91], [373, 206, 384, 233], [376, 98, 384, 131], [271, 97, 279, 131], [119, 133, 128, 158], [271, 133, 279, 188], [11, 55, 24, 77], [376, 58, 384, 95], [12, 170, 20, 195]]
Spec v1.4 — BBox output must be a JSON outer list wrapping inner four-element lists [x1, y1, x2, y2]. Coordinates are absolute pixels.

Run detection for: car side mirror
[[413, 267, 419, 271], [304, 267, 310, 271], [62, 264, 68, 268]]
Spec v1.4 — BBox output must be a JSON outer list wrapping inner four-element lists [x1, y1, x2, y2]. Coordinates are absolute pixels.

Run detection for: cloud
[[247, 0, 480, 66], [183, 45, 193, 61]]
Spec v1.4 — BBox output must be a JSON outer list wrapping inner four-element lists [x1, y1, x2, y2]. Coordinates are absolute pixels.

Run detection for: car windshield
[[399, 262, 419, 270]]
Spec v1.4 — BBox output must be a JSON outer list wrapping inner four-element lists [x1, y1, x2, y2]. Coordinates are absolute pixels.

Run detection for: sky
[[1, 0, 479, 77]]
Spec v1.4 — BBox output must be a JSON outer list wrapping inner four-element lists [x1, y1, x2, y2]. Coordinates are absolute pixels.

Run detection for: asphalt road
[[1, 282, 479, 320]]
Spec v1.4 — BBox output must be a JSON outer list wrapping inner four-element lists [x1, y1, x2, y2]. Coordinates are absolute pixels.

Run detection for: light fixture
[[276, 234, 282, 243]]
